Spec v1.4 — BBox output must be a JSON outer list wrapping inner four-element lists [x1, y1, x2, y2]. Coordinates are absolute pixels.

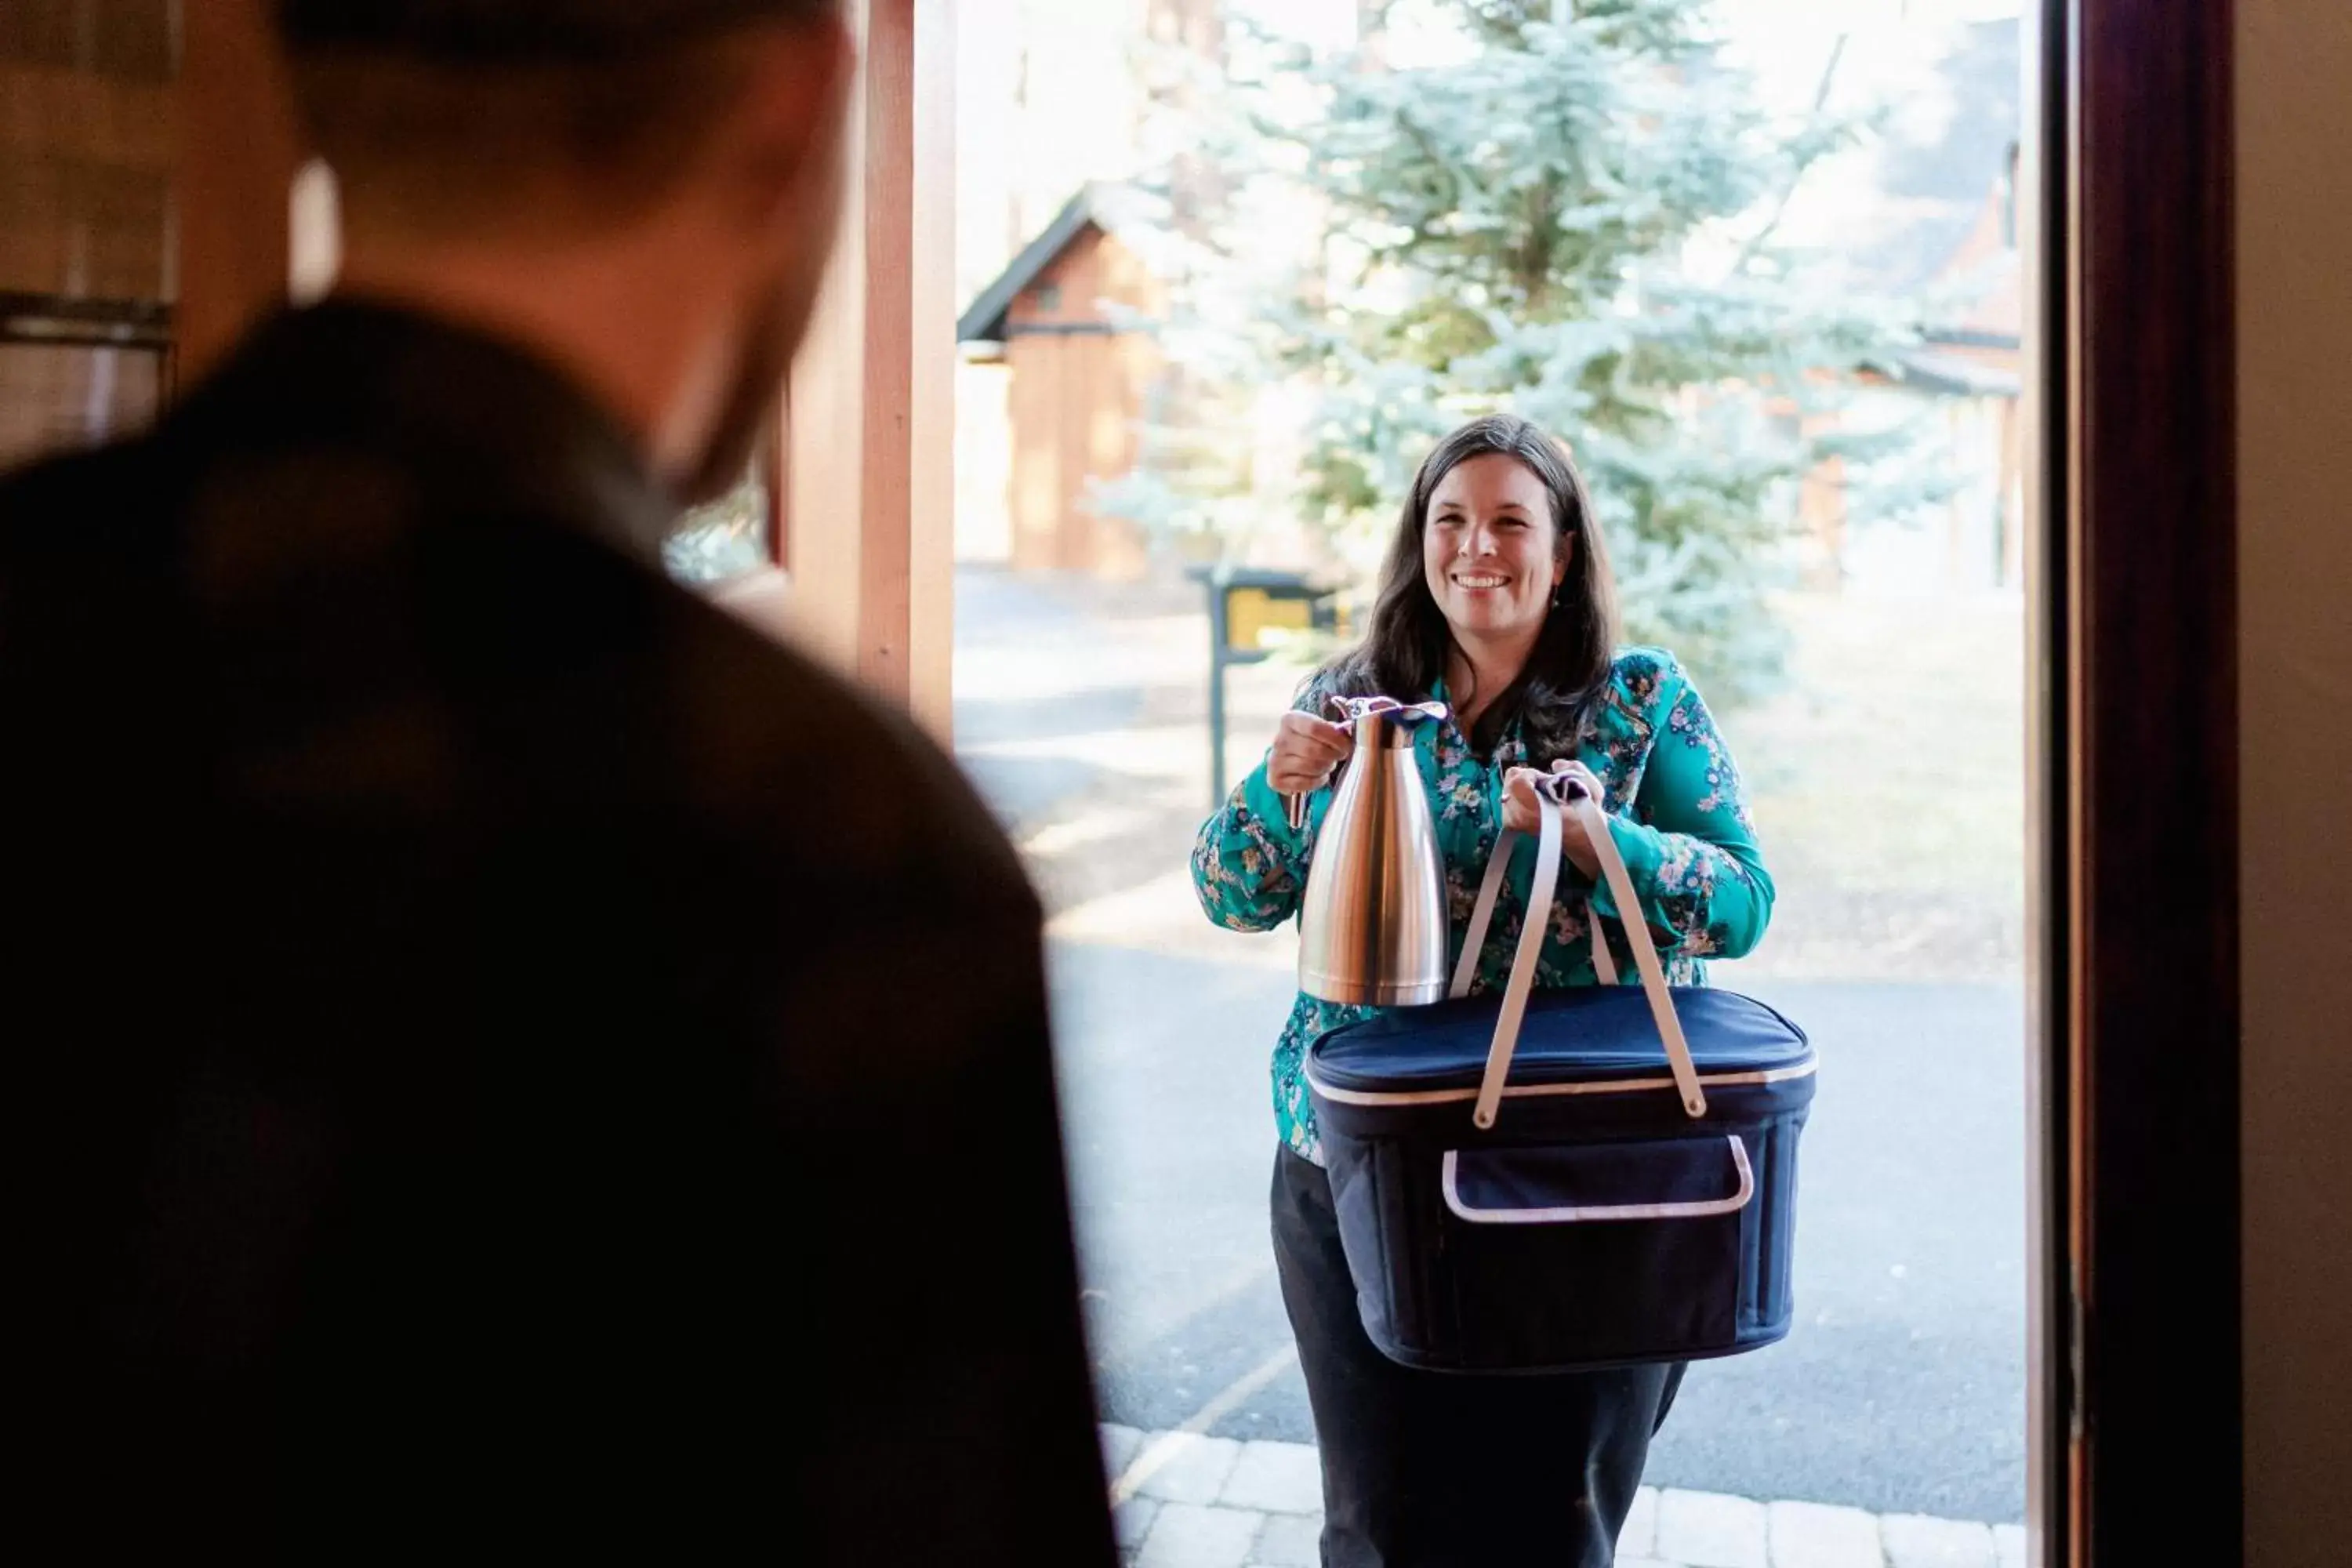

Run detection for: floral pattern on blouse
[[1188, 646, 1773, 1164]]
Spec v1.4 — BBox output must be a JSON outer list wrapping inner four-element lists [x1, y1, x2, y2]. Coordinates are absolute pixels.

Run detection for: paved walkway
[[1102, 1426, 2026, 1568]]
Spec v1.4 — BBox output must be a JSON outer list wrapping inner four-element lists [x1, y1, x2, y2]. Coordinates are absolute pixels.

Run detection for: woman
[[1189, 414, 1773, 1567]]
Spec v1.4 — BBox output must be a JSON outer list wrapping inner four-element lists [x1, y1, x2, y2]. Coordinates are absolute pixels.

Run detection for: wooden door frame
[[781, 0, 956, 740], [2028, 1, 2240, 1563]]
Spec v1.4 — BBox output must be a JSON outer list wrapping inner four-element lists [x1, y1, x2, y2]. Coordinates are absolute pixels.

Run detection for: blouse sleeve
[[1587, 657, 1776, 960], [1188, 678, 1330, 934]]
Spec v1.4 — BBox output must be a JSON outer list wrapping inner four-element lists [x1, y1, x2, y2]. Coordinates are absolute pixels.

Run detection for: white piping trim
[[1306, 1058, 1816, 1109], [1439, 1138, 1755, 1225]]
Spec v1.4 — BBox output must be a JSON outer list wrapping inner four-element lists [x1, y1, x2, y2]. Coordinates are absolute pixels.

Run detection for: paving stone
[[1134, 1434, 1246, 1505], [1657, 1489, 1769, 1568], [1102, 1424, 1148, 1483], [1250, 1510, 1323, 1567], [1766, 1499, 1883, 1568], [1219, 1440, 1323, 1515], [1620, 1486, 1661, 1557], [1114, 1497, 1161, 1552], [1138, 1502, 1263, 1568], [1104, 1433, 2016, 1568], [1881, 1514, 1994, 1568]]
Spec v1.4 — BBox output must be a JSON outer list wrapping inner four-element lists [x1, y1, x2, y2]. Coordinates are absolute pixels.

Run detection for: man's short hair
[[274, 1, 836, 62], [271, 1, 840, 235]]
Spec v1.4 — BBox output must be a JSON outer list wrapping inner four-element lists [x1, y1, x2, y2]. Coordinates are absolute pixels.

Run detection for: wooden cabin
[[956, 185, 1163, 578]]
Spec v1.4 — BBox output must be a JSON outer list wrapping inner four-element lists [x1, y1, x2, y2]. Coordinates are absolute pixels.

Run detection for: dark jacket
[[0, 302, 1112, 1563]]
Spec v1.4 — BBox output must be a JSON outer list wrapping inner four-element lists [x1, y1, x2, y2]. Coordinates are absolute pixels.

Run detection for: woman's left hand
[[1501, 760, 1609, 877]]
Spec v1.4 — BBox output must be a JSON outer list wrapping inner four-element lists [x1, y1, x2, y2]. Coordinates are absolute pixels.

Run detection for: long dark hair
[[1319, 414, 1620, 763]]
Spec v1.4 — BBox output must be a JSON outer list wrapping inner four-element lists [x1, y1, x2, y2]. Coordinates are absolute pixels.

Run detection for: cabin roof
[[956, 183, 1150, 344]]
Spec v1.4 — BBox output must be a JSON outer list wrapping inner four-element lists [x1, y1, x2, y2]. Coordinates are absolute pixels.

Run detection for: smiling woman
[[1188, 412, 1775, 1568]]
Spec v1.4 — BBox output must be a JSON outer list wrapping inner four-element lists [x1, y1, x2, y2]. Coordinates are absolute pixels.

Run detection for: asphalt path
[[953, 568, 1167, 833]]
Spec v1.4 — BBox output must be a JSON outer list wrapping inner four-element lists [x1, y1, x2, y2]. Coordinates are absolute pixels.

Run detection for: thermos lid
[[1330, 694, 1448, 746]]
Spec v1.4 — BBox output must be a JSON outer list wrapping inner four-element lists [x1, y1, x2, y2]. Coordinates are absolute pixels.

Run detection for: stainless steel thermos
[[1295, 696, 1450, 1007]]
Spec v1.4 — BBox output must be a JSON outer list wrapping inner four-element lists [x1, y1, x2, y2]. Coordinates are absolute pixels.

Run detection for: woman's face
[[1421, 453, 1570, 645]]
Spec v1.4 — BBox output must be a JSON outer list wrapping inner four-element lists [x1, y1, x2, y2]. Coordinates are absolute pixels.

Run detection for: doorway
[[952, 2, 2041, 1562]]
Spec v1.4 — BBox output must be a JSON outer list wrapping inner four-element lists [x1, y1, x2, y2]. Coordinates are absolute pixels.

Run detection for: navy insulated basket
[[1306, 774, 1814, 1375]]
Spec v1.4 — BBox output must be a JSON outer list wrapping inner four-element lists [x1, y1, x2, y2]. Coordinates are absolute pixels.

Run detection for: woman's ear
[[1553, 532, 1575, 588]]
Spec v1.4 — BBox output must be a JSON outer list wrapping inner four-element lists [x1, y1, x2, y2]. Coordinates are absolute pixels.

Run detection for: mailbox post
[[1189, 564, 1348, 809]]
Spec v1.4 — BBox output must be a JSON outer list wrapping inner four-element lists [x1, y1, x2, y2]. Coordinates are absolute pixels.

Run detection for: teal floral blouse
[[1189, 647, 1773, 1164]]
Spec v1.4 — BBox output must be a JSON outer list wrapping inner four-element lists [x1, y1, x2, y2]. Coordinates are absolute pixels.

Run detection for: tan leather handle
[[1556, 778, 1707, 1120], [1457, 772, 1707, 1128]]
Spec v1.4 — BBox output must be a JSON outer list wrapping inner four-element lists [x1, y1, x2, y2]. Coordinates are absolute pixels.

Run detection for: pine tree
[[1117, 0, 1932, 701]]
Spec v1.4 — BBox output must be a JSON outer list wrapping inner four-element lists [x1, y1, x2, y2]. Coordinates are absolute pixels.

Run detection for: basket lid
[[1308, 985, 1811, 1095]]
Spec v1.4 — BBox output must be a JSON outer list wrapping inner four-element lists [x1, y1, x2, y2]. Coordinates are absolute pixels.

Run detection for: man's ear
[[713, 17, 856, 235]]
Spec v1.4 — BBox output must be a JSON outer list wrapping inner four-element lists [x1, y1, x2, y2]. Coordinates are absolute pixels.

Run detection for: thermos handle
[[1454, 772, 1708, 1128], [1276, 694, 1361, 833], [1282, 694, 1445, 833]]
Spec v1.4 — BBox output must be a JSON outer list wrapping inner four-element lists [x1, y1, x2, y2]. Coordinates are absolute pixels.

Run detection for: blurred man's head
[[270, 0, 852, 501]]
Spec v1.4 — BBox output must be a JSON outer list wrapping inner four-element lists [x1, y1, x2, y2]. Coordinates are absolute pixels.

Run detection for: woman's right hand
[[1267, 711, 1354, 797]]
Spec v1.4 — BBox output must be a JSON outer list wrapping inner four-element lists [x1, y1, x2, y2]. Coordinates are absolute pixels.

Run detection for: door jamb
[[2030, 2, 2241, 1563]]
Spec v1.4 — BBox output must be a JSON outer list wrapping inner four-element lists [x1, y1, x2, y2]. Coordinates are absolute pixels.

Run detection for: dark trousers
[[1272, 1146, 1685, 1568]]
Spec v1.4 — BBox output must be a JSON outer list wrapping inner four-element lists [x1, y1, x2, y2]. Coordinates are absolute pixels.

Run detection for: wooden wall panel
[[177, 0, 297, 379], [1059, 334, 1092, 571], [2238, 2, 2352, 1559], [0, 3, 178, 308], [0, 3, 179, 466], [1006, 332, 1060, 572], [0, 1, 176, 78], [0, 150, 175, 303]]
